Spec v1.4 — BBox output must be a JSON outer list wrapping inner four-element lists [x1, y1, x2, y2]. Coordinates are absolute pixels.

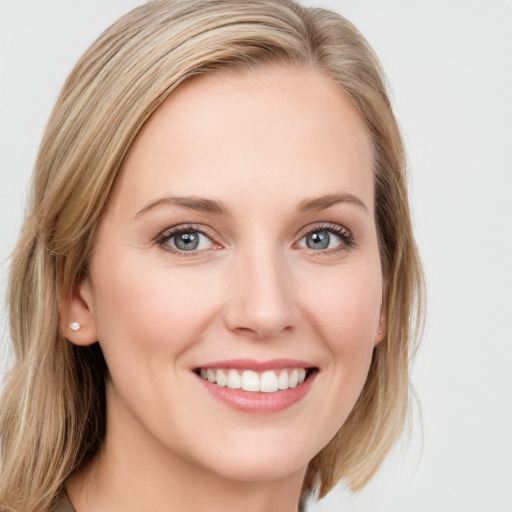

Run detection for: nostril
[[221, 268, 298, 339]]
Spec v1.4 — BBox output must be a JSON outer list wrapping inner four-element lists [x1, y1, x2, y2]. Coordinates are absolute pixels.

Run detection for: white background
[[1, 1, 511, 511]]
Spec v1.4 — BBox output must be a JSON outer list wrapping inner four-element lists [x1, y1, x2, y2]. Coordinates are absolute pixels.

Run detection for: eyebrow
[[297, 193, 368, 213], [135, 196, 232, 218], [135, 192, 367, 219]]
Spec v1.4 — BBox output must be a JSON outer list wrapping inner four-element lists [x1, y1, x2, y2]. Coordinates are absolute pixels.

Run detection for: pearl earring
[[377, 325, 383, 334], [69, 322, 81, 331]]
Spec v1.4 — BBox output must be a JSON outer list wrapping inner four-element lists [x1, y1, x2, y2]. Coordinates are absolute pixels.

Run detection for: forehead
[[112, 64, 373, 215]]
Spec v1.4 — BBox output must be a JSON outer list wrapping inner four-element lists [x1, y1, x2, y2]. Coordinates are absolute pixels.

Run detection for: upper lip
[[194, 358, 317, 371]]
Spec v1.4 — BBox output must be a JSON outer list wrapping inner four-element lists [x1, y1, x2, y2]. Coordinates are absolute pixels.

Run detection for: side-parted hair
[[0, 1, 424, 511]]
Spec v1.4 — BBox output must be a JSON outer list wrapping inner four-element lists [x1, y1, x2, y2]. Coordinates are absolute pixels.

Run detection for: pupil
[[306, 231, 330, 250], [176, 232, 199, 250]]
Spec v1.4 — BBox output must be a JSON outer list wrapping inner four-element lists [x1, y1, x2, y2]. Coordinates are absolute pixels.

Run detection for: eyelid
[[294, 222, 355, 252], [156, 224, 222, 255], [155, 221, 354, 256]]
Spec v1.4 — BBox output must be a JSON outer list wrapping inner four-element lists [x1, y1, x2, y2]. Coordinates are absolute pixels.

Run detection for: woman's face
[[75, 65, 384, 483]]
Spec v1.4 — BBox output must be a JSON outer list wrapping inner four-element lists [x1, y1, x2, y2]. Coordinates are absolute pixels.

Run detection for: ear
[[59, 276, 98, 346], [374, 287, 387, 346], [374, 311, 386, 346]]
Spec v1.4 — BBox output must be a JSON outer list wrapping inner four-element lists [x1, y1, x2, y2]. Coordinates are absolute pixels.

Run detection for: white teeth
[[241, 370, 260, 392], [227, 369, 241, 389], [216, 369, 227, 387], [278, 370, 289, 390], [199, 367, 312, 393], [289, 369, 299, 388], [260, 370, 279, 393]]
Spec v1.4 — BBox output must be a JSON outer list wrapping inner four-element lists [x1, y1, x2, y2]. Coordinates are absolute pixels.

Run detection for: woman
[[0, 1, 424, 511]]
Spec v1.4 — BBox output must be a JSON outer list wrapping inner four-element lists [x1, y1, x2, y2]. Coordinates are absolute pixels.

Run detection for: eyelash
[[156, 224, 221, 256], [296, 223, 355, 254], [155, 222, 355, 256]]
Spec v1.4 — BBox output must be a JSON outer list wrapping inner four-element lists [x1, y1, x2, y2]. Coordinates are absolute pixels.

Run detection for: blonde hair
[[0, 1, 424, 510]]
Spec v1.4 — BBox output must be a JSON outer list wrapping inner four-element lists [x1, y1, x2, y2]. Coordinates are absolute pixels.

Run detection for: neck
[[66, 389, 307, 512]]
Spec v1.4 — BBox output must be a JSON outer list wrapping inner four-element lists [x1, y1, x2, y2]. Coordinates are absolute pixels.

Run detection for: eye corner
[[294, 222, 355, 255], [155, 224, 223, 256]]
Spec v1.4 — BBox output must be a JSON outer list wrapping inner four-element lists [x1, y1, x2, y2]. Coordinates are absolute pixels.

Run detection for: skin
[[64, 64, 384, 512]]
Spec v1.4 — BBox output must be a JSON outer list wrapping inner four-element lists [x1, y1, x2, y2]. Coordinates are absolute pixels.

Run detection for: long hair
[[0, 1, 424, 510]]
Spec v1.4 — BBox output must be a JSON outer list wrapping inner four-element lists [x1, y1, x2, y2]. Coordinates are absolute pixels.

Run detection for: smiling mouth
[[195, 367, 317, 393]]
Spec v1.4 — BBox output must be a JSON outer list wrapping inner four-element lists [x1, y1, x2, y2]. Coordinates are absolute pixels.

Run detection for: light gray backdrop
[[1, 1, 511, 511]]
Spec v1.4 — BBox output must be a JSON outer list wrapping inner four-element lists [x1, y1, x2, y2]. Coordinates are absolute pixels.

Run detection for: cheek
[[289, 263, 382, 447], [90, 250, 222, 369], [302, 261, 380, 395], [301, 262, 382, 351]]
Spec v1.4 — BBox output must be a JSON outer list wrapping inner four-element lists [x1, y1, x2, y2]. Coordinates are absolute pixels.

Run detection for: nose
[[222, 243, 298, 339]]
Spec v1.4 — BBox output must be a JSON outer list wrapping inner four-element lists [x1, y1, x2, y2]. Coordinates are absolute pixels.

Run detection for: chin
[[179, 428, 320, 484], [203, 451, 310, 484]]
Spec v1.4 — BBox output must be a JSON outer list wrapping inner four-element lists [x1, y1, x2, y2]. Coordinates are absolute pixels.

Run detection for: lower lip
[[196, 371, 317, 414]]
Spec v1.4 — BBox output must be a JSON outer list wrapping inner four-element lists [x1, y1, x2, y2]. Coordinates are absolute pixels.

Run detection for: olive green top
[[51, 492, 306, 511], [51, 494, 75, 512]]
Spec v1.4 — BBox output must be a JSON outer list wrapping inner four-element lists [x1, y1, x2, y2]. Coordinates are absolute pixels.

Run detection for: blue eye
[[159, 228, 215, 252], [297, 225, 353, 252], [305, 231, 331, 250]]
